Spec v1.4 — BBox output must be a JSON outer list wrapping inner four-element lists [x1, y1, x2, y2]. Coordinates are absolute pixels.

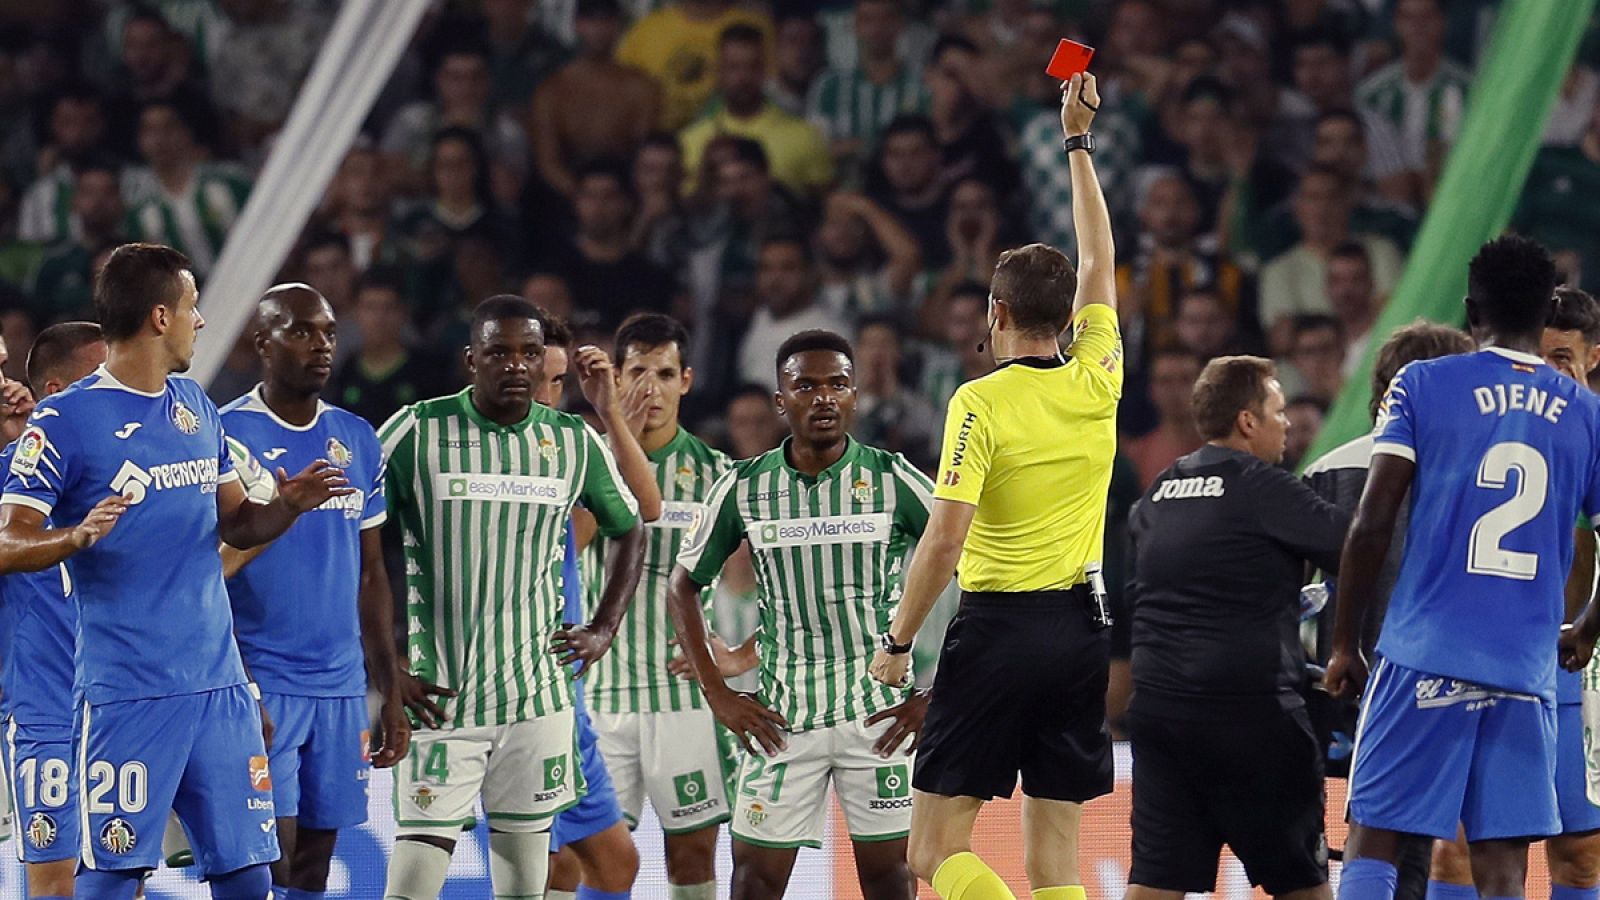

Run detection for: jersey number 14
[[1467, 441, 1548, 582]]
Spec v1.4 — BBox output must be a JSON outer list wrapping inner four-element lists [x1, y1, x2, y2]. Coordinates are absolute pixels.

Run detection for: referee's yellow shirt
[[934, 303, 1122, 592]]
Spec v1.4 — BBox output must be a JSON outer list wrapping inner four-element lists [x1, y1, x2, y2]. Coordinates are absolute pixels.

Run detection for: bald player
[[219, 284, 409, 900]]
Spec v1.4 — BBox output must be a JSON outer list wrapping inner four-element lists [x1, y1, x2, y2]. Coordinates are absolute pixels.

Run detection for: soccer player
[[0, 322, 106, 899], [669, 329, 933, 900], [218, 284, 410, 900], [536, 312, 643, 900], [0, 243, 351, 900], [1328, 236, 1600, 900], [585, 313, 736, 900], [1424, 287, 1600, 900], [867, 73, 1117, 900], [378, 294, 645, 900]]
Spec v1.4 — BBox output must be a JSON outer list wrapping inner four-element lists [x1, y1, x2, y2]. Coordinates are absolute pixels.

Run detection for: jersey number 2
[[1468, 441, 1548, 581]]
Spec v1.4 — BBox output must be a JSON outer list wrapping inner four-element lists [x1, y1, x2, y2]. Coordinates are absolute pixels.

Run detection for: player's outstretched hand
[[1060, 71, 1099, 137], [868, 648, 910, 688], [70, 495, 129, 549], [276, 460, 354, 513], [574, 346, 619, 415], [398, 672, 457, 729], [372, 697, 412, 768], [1324, 647, 1370, 700], [866, 691, 928, 758], [667, 634, 759, 680], [550, 622, 615, 677], [708, 688, 788, 756]]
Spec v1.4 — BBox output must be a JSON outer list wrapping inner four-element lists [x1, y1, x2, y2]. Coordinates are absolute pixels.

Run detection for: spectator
[[0, 308, 34, 383], [381, 40, 529, 196], [323, 142, 403, 272], [1302, 110, 1418, 251], [1124, 348, 1204, 489], [479, 0, 569, 111], [1117, 170, 1250, 350], [208, 330, 261, 406], [630, 134, 690, 269], [18, 86, 109, 244], [520, 270, 576, 325], [28, 158, 124, 323], [769, 11, 825, 118], [866, 115, 951, 270], [1326, 241, 1381, 378], [616, 0, 773, 131], [853, 313, 938, 468], [923, 176, 1018, 326], [1514, 102, 1600, 291], [1284, 314, 1346, 406], [1214, 13, 1316, 171], [925, 34, 1018, 201], [1173, 289, 1246, 362], [735, 236, 849, 391], [1291, 31, 1413, 209], [1258, 166, 1403, 353], [300, 231, 358, 322], [539, 161, 676, 334], [1543, 63, 1600, 148], [331, 270, 455, 427], [1355, 0, 1471, 200], [397, 128, 517, 274], [815, 190, 922, 318], [1167, 77, 1296, 243], [209, 0, 330, 155], [1282, 395, 1326, 471], [918, 281, 991, 413], [104, 8, 221, 161], [806, 0, 928, 172], [680, 25, 834, 198], [530, 0, 661, 198], [719, 381, 784, 458], [124, 98, 251, 279]]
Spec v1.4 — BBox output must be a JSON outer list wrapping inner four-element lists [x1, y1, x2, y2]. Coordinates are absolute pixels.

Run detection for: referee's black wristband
[[1063, 132, 1095, 155], [880, 632, 913, 655]]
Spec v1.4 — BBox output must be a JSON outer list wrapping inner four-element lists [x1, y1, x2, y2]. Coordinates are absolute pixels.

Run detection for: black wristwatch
[[879, 632, 913, 655], [1063, 132, 1095, 155]]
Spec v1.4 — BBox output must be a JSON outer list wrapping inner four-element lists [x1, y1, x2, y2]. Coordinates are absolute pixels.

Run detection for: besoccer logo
[[171, 402, 200, 435], [249, 755, 272, 792], [875, 765, 909, 799], [100, 817, 136, 855], [26, 812, 56, 849], [326, 437, 353, 468], [674, 771, 708, 808], [543, 755, 567, 790]]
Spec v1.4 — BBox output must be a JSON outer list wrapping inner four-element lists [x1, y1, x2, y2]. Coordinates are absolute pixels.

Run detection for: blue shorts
[[261, 694, 370, 831], [80, 685, 279, 874], [550, 700, 621, 852], [1348, 657, 1559, 842], [1557, 702, 1600, 835], [5, 719, 79, 863]]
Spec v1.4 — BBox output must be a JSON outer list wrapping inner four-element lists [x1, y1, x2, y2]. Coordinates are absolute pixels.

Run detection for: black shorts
[[1128, 707, 1328, 895], [912, 588, 1112, 802]]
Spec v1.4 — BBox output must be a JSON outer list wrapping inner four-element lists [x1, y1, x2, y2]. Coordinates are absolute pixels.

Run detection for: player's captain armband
[[10, 426, 47, 478], [225, 436, 278, 505]]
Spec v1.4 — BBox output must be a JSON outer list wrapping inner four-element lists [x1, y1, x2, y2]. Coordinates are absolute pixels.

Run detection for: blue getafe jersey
[[1375, 348, 1600, 700], [0, 440, 77, 727], [221, 388, 387, 697], [0, 367, 246, 704]]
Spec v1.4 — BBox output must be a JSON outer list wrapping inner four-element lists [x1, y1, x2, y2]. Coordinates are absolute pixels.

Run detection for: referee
[[1124, 356, 1347, 900], [868, 72, 1115, 900]]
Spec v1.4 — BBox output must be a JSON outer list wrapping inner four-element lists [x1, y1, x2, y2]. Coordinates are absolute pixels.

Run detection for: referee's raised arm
[[867, 71, 1120, 900]]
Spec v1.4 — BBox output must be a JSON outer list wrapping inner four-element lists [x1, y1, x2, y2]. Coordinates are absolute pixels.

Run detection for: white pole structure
[[191, 0, 430, 387]]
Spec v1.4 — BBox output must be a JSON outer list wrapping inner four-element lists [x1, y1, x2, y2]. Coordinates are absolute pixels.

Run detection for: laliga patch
[[10, 426, 45, 477]]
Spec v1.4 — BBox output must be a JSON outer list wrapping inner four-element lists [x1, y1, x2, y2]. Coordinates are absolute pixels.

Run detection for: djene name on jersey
[[1473, 382, 1568, 423]]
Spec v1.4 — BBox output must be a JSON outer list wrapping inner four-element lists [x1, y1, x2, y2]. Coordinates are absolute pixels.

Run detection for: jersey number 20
[[1467, 441, 1548, 581]]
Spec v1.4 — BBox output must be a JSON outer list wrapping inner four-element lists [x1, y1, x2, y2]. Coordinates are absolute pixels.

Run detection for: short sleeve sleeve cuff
[[2, 493, 53, 516], [1371, 441, 1416, 462]]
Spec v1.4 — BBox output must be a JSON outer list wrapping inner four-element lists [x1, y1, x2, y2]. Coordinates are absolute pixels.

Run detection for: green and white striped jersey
[[678, 437, 933, 732], [806, 64, 929, 147], [585, 427, 731, 714], [1355, 60, 1472, 170], [379, 390, 639, 729], [124, 164, 251, 278]]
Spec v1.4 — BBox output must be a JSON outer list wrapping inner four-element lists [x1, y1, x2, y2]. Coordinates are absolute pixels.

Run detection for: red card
[[1046, 39, 1095, 80]]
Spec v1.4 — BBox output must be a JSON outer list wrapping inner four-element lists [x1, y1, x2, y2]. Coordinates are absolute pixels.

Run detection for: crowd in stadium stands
[[0, 0, 1596, 504]]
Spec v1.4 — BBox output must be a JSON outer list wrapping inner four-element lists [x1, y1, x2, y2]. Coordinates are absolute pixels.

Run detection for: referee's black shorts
[[1127, 706, 1328, 895], [912, 587, 1112, 802]]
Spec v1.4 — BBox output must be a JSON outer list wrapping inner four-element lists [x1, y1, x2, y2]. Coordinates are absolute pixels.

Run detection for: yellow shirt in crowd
[[615, 5, 773, 131]]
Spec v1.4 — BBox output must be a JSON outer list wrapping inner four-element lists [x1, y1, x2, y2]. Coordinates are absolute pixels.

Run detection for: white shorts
[[393, 711, 578, 838], [590, 707, 731, 833], [731, 716, 913, 849]]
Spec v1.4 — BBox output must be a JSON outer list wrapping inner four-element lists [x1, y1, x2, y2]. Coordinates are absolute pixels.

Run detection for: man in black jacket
[[1125, 355, 1349, 900]]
